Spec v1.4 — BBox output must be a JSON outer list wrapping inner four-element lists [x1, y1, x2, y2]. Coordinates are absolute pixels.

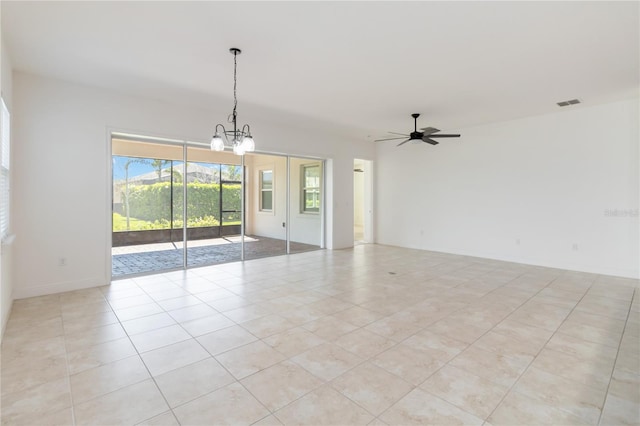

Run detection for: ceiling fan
[[375, 113, 461, 146]]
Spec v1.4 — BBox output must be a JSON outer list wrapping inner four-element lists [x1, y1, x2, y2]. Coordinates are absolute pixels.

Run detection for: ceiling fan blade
[[423, 138, 439, 145], [374, 136, 407, 142], [428, 134, 460, 138], [397, 139, 412, 146], [420, 127, 440, 135], [388, 131, 409, 136]]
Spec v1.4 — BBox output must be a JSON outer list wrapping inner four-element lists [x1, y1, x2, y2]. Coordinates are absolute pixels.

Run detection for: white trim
[[257, 165, 275, 215], [300, 163, 321, 214], [0, 98, 10, 240], [182, 145, 188, 267], [394, 242, 640, 280], [364, 159, 374, 244], [286, 156, 290, 254], [1, 234, 15, 246], [1, 299, 13, 343], [111, 132, 186, 146], [240, 154, 245, 260], [320, 159, 326, 249], [106, 126, 114, 283], [13, 277, 109, 299]]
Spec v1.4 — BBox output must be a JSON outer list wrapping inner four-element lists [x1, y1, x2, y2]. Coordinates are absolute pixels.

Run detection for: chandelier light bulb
[[211, 133, 225, 151], [233, 140, 245, 155], [242, 135, 255, 152]]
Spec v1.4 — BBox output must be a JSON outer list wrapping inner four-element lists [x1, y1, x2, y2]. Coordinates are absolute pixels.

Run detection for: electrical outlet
[[516, 238, 520, 245], [58, 257, 66, 266], [572, 243, 578, 251]]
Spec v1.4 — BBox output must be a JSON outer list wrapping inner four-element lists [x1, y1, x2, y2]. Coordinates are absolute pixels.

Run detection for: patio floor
[[112, 235, 321, 277]]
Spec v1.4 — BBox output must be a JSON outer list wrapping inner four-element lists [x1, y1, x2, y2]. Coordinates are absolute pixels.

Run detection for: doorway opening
[[354, 159, 373, 245]]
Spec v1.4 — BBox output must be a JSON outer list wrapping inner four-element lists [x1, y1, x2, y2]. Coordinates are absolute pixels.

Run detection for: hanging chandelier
[[210, 48, 255, 155]]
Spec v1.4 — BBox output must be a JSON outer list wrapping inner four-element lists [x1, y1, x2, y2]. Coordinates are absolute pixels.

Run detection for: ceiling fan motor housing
[[410, 113, 421, 139]]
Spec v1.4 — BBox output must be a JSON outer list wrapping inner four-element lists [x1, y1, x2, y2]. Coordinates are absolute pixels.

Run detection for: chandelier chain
[[232, 50, 238, 123]]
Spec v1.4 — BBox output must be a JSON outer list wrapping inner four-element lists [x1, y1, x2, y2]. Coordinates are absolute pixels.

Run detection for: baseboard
[[1, 294, 13, 344], [377, 241, 639, 280], [13, 277, 109, 299], [422, 245, 639, 280]]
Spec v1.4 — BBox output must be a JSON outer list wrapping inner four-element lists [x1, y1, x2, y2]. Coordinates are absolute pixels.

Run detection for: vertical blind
[[1, 97, 10, 239]]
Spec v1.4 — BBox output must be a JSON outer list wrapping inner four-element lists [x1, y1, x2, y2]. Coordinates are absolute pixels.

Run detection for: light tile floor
[[1, 245, 639, 425]]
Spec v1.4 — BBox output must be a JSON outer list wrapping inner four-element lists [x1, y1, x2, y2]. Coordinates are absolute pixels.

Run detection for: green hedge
[[123, 182, 241, 223], [112, 213, 221, 231]]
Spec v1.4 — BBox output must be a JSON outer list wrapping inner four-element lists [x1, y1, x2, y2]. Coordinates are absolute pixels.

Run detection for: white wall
[[245, 154, 287, 241], [245, 155, 322, 246], [289, 157, 322, 246], [327, 156, 359, 249], [376, 98, 640, 278], [0, 38, 14, 338], [13, 72, 374, 298]]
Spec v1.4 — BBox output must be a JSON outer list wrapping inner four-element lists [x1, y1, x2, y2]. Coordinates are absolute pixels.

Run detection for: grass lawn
[[113, 213, 237, 231], [112, 213, 169, 231]]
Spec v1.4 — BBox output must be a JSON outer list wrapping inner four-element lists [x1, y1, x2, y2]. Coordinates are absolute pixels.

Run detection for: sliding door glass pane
[[221, 165, 242, 226], [111, 138, 184, 277], [288, 157, 323, 254], [243, 153, 287, 260], [186, 162, 220, 228], [185, 147, 241, 267]]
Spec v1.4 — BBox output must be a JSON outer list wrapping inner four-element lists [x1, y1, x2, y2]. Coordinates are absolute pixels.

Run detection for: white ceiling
[[2, 1, 638, 139]]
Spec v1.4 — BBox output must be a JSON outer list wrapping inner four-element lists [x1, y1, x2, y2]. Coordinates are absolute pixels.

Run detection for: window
[[301, 164, 320, 213], [259, 170, 273, 211], [0, 98, 10, 239]]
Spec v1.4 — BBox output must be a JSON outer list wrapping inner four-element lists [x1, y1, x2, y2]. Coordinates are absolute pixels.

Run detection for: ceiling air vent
[[557, 99, 581, 107]]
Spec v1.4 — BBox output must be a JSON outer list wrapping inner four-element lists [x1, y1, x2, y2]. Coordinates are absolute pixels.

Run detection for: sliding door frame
[[108, 132, 326, 280]]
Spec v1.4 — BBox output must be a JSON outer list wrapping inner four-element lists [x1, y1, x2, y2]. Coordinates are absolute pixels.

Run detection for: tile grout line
[[242, 302, 378, 421], [132, 272, 279, 425], [4, 249, 636, 426], [129, 276, 228, 424], [105, 279, 246, 423], [596, 286, 636, 426], [84, 289, 177, 425], [483, 275, 601, 423], [7, 296, 75, 424], [224, 264, 459, 423], [58, 297, 78, 426], [5, 258, 470, 424], [365, 267, 535, 423], [387, 271, 581, 422]]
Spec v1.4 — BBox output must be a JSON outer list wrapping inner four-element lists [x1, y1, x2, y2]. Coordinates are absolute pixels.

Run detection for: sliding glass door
[[288, 157, 323, 254], [243, 153, 287, 260], [185, 147, 242, 268], [111, 135, 324, 278], [111, 139, 185, 276]]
